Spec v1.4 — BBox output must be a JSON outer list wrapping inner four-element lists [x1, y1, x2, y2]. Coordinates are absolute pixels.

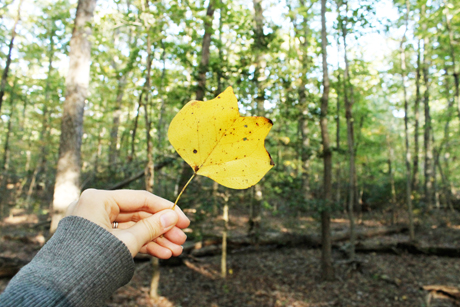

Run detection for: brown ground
[[1, 209, 459, 307]]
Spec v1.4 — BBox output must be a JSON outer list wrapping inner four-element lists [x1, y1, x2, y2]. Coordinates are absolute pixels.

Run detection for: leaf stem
[[172, 173, 196, 210]]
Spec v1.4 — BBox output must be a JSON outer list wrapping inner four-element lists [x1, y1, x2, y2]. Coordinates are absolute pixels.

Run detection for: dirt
[[1, 210, 460, 306]]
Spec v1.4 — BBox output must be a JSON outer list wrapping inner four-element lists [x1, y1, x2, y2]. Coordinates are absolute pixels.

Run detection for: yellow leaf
[[168, 86, 274, 189]]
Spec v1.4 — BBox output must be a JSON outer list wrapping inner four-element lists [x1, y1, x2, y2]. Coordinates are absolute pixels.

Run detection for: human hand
[[66, 189, 190, 259]]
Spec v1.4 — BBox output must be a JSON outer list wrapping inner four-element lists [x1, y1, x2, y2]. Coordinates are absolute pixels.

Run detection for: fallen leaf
[[168, 86, 274, 190]]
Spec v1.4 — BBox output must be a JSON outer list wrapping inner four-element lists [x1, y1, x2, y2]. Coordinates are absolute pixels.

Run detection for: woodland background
[[1, 0, 460, 306]]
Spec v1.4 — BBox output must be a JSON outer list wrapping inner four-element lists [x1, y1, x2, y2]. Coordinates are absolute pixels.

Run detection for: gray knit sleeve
[[0, 216, 135, 307]]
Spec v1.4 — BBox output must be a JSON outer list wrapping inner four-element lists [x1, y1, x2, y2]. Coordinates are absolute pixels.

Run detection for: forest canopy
[[0, 0, 459, 245]]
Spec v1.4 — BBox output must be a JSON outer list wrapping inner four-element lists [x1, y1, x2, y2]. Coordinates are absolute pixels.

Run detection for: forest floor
[[1, 208, 460, 307]]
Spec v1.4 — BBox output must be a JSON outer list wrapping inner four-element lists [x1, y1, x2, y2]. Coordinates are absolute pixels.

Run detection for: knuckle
[[140, 218, 161, 241]]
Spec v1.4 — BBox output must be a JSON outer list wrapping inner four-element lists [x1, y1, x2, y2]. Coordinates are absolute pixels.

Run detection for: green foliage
[[0, 0, 460, 219]]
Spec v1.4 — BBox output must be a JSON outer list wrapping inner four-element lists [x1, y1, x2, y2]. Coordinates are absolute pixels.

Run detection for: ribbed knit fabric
[[0, 216, 135, 307]]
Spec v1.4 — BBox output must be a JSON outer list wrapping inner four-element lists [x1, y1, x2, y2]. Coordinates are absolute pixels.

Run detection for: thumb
[[116, 209, 178, 256]]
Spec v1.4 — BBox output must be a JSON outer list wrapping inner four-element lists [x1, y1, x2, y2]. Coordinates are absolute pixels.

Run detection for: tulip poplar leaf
[[168, 86, 274, 194]]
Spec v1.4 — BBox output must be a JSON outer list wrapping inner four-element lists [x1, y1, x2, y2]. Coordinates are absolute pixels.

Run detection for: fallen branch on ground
[[107, 157, 177, 190]]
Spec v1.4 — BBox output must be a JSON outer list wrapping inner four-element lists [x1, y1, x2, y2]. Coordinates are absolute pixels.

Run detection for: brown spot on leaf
[[193, 149, 198, 154]]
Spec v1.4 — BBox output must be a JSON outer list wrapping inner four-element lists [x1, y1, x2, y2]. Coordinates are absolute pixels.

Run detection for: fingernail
[[160, 211, 177, 229]]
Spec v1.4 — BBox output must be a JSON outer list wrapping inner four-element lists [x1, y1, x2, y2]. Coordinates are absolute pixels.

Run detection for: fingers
[[103, 190, 190, 229], [163, 226, 187, 245], [114, 209, 178, 256], [117, 223, 186, 246], [140, 242, 172, 259], [155, 236, 183, 257]]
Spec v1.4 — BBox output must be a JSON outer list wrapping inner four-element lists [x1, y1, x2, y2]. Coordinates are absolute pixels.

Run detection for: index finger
[[104, 189, 190, 229]]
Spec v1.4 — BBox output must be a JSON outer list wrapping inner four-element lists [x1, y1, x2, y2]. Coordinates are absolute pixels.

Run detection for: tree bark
[[340, 3, 356, 260], [176, 1, 215, 196], [421, 3, 433, 210], [294, 0, 312, 201], [196, 2, 215, 101], [401, 0, 415, 241], [438, 68, 454, 210], [442, 0, 460, 130], [130, 93, 143, 160], [50, 0, 98, 233], [109, 74, 127, 170], [319, 0, 334, 280], [221, 196, 229, 278], [1, 79, 17, 185], [386, 135, 397, 225], [0, 0, 23, 114], [412, 40, 422, 192]]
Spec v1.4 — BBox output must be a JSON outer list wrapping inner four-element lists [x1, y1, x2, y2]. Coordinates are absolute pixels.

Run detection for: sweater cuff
[[1, 216, 135, 307]]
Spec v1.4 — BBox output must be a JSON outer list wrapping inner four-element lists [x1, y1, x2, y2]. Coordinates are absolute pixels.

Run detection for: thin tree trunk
[[216, 3, 224, 95], [439, 68, 454, 210], [0, 0, 23, 114], [109, 74, 127, 170], [387, 135, 397, 225], [295, 1, 311, 201], [139, 0, 158, 298], [176, 1, 215, 195], [412, 40, 422, 192], [433, 139, 440, 210], [340, 1, 356, 260], [196, 2, 215, 101], [401, 0, 415, 241], [320, 0, 333, 280], [421, 3, 433, 210], [442, 0, 460, 129], [221, 196, 229, 278], [249, 0, 266, 239], [156, 43, 167, 150], [130, 93, 143, 161], [50, 0, 98, 233], [336, 70, 341, 209], [1, 79, 17, 178]]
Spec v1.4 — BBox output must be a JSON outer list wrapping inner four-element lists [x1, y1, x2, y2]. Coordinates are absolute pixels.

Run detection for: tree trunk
[[340, 2, 356, 260], [196, 2, 215, 101], [50, 0, 97, 233], [130, 93, 143, 160], [319, 0, 334, 280], [248, 0, 266, 239], [221, 197, 229, 278], [442, 0, 460, 130], [412, 40, 422, 192], [1, 79, 17, 185], [421, 3, 433, 210], [156, 43, 167, 150], [176, 1, 215, 195], [336, 70, 341, 209], [138, 0, 158, 298], [401, 0, 415, 241], [109, 74, 127, 171], [438, 68, 454, 210], [387, 135, 397, 225], [294, 2, 311, 201], [0, 0, 23, 114]]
